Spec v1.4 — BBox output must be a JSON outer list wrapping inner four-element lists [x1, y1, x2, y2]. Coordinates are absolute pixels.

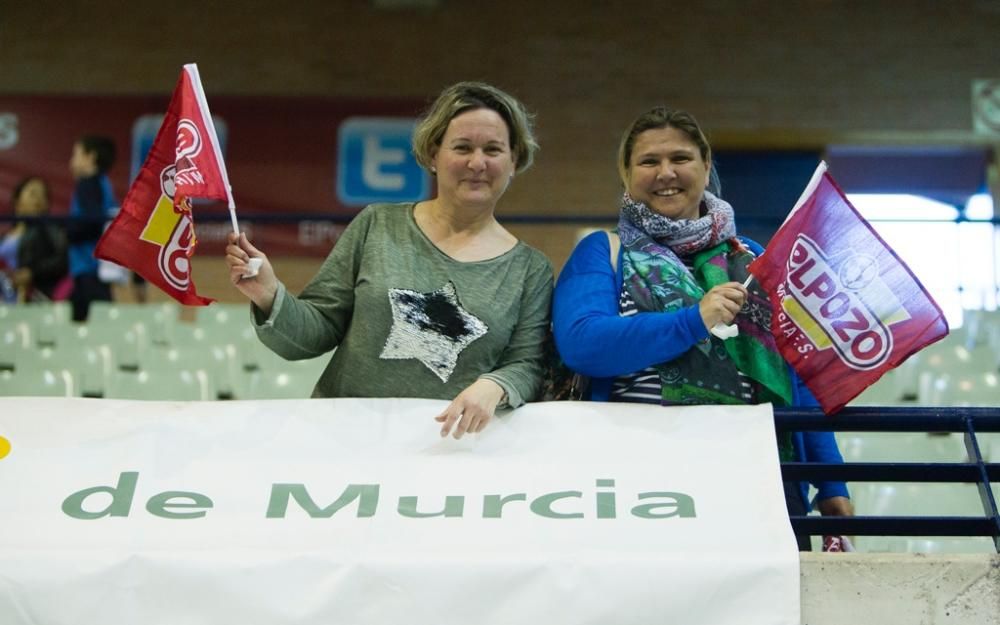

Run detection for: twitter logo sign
[[337, 117, 430, 207]]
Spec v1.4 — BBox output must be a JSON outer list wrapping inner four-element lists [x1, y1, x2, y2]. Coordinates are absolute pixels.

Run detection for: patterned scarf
[[617, 191, 793, 409]]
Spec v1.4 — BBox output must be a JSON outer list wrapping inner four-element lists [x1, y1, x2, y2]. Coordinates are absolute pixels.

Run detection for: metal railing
[[775, 406, 1000, 552]]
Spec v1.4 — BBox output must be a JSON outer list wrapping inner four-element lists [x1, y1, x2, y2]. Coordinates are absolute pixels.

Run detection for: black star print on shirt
[[380, 281, 488, 382]]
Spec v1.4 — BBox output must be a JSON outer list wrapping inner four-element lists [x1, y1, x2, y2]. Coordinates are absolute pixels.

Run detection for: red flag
[[96, 64, 234, 306], [748, 162, 949, 413]]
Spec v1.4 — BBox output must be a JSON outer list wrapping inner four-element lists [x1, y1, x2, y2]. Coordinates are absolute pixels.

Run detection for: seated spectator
[[0, 176, 68, 302]]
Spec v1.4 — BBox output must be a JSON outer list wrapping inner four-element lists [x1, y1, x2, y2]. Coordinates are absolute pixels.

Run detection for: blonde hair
[[617, 106, 712, 188], [412, 82, 538, 174]]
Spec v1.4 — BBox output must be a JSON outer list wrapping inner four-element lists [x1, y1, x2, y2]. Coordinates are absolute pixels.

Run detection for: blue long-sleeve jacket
[[553, 231, 849, 509]]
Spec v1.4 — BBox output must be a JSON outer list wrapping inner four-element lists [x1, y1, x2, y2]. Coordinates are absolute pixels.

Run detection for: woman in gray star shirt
[[226, 82, 553, 439]]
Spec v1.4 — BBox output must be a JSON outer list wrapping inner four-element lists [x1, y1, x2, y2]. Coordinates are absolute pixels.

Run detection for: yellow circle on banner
[[0, 436, 9, 460]]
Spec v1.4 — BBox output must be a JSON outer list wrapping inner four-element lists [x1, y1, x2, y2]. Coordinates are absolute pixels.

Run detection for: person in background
[[67, 135, 117, 321], [552, 106, 852, 550], [0, 176, 69, 303], [225, 82, 553, 439]]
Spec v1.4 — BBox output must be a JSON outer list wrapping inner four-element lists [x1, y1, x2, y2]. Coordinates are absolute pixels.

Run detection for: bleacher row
[[3, 301, 1000, 553], [831, 430, 1000, 554], [851, 308, 1000, 408], [830, 309, 1000, 553], [1, 301, 328, 400]]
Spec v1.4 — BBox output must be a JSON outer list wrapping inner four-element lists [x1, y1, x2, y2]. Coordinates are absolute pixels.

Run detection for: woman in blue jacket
[[552, 106, 852, 550]]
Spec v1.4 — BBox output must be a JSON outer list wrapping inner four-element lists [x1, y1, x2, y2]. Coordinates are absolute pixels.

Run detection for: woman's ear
[[428, 147, 439, 175]]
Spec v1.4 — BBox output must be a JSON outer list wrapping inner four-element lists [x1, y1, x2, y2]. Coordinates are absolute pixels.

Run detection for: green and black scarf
[[617, 191, 794, 409]]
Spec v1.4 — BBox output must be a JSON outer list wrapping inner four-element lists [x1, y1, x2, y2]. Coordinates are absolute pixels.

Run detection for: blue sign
[[337, 117, 430, 206]]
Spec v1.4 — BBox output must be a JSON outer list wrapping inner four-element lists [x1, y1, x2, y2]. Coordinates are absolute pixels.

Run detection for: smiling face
[[431, 107, 516, 211], [626, 126, 711, 221]]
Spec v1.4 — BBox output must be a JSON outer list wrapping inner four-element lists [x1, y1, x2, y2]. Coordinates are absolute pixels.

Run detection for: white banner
[[0, 398, 799, 625]]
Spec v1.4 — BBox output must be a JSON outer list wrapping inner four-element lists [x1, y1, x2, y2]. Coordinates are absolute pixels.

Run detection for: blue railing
[[775, 406, 1000, 552]]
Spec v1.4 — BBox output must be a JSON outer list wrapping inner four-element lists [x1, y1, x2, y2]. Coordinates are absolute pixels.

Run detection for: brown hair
[[617, 106, 712, 188], [412, 81, 539, 174]]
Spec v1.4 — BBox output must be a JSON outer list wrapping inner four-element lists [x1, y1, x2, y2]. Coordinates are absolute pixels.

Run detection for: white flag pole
[[711, 161, 828, 340], [184, 63, 260, 276], [184, 63, 239, 233], [781, 160, 828, 228]]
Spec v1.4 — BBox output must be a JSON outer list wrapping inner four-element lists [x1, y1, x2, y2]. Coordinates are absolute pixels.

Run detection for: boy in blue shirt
[[67, 135, 117, 322]]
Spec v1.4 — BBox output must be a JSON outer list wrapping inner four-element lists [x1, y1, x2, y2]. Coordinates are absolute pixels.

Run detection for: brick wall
[[3, 0, 998, 284]]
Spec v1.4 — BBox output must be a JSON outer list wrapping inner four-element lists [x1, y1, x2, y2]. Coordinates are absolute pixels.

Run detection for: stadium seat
[[849, 372, 905, 406], [194, 302, 250, 328], [891, 334, 994, 404], [836, 432, 969, 463], [0, 368, 76, 397], [173, 320, 258, 372], [1, 325, 31, 370], [105, 368, 214, 401], [12, 344, 111, 397], [88, 301, 180, 346], [0, 304, 71, 347], [243, 359, 325, 399], [0, 302, 64, 325], [960, 308, 1000, 350], [88, 302, 147, 325], [51, 323, 147, 371], [1, 320, 32, 350], [142, 343, 239, 399], [890, 354, 923, 401], [849, 482, 985, 517], [193, 303, 260, 356], [921, 370, 1000, 407], [977, 434, 1000, 461]]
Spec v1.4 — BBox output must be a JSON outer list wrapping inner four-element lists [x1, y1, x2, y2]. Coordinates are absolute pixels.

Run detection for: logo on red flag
[[174, 119, 206, 185], [782, 234, 898, 370], [96, 64, 234, 306], [749, 163, 949, 413], [138, 163, 197, 292]]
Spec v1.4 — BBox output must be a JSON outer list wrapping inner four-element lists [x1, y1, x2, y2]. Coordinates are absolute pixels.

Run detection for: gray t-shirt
[[253, 202, 553, 407]]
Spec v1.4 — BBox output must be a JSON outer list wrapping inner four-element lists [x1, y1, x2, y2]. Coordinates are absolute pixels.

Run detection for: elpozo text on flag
[[748, 162, 949, 413]]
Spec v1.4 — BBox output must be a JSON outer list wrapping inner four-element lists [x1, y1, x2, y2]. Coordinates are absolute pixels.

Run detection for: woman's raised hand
[[225, 232, 279, 314], [698, 282, 747, 331]]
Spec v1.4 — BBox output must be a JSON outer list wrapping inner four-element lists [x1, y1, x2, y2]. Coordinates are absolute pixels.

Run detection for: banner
[[0, 94, 427, 257], [95, 64, 231, 305], [749, 162, 949, 413], [0, 398, 800, 625]]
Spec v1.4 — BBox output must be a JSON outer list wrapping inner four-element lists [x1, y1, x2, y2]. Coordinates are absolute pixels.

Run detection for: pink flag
[[748, 162, 949, 413], [96, 63, 235, 306]]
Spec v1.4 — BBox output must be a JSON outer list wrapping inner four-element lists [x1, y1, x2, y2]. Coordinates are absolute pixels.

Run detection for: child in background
[[67, 135, 117, 321]]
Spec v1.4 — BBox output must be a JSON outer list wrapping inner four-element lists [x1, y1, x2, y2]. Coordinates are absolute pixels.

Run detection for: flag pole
[[715, 161, 827, 331], [184, 63, 260, 277], [710, 252, 757, 339], [183, 63, 240, 236]]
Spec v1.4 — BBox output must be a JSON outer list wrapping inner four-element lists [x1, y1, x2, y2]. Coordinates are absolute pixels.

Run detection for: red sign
[[0, 88, 425, 256]]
